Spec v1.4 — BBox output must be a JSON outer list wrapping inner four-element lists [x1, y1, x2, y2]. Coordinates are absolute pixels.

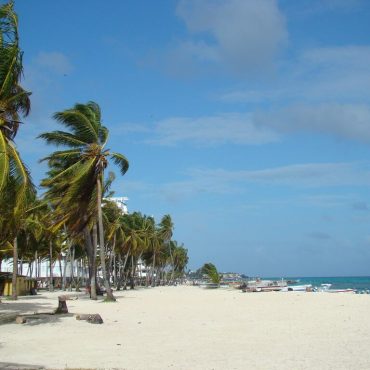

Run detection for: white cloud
[[219, 46, 370, 104], [187, 162, 370, 188], [172, 0, 287, 75], [149, 162, 370, 202], [119, 101, 370, 146], [216, 45, 370, 143], [146, 113, 279, 146], [34, 51, 73, 75], [255, 103, 370, 142]]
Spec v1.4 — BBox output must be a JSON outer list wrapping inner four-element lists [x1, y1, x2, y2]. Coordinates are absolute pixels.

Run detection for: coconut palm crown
[[39, 101, 129, 233]]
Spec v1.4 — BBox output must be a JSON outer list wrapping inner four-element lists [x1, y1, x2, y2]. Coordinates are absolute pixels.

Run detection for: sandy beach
[[1, 286, 370, 370]]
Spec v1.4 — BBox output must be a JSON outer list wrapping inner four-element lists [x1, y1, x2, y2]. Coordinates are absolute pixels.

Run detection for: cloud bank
[[169, 0, 287, 76]]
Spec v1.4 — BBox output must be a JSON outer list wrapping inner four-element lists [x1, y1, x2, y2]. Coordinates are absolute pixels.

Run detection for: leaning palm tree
[[201, 263, 221, 285], [0, 2, 34, 300], [39, 101, 129, 301], [0, 1, 32, 198]]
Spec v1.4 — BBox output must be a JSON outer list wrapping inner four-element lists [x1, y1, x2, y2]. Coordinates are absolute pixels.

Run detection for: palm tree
[[0, 187, 36, 299], [0, 1, 33, 300], [158, 214, 174, 282], [39, 101, 129, 301], [201, 263, 221, 285], [0, 1, 32, 198], [172, 243, 188, 280], [119, 212, 148, 289]]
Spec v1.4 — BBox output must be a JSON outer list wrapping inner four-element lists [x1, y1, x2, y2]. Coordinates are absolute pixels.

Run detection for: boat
[[281, 284, 312, 292], [325, 288, 356, 293], [245, 279, 287, 292], [199, 283, 219, 289], [315, 284, 355, 293]]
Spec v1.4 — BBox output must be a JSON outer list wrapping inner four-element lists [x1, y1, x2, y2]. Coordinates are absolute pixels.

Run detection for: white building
[[105, 196, 129, 214]]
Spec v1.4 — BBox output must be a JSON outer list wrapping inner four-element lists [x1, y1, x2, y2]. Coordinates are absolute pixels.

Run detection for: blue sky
[[9, 0, 370, 276]]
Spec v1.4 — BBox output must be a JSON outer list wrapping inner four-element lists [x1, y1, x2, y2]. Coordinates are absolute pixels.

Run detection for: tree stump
[[76, 313, 103, 324], [55, 295, 68, 314]]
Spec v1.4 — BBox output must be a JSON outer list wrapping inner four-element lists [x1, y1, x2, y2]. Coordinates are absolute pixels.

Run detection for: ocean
[[265, 276, 370, 291]]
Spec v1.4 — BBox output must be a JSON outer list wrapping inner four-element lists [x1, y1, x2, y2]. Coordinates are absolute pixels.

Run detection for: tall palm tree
[[172, 242, 188, 279], [39, 101, 129, 301], [0, 1, 32, 198], [0, 1, 33, 300], [158, 214, 174, 281]]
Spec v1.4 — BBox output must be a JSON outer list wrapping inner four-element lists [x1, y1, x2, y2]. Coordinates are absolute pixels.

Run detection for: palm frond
[[110, 152, 129, 175], [0, 131, 9, 191], [53, 108, 98, 143], [38, 131, 87, 148]]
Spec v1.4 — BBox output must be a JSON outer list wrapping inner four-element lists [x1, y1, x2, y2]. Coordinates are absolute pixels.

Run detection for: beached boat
[[281, 284, 312, 292], [326, 288, 356, 293], [245, 279, 287, 292], [199, 283, 219, 289], [315, 284, 355, 293]]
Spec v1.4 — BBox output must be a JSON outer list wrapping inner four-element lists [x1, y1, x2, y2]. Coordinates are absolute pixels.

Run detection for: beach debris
[[55, 295, 69, 314], [75, 313, 104, 324], [15, 316, 27, 324]]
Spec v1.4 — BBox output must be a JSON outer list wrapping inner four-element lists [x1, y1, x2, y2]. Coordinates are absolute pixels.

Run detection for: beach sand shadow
[[0, 361, 45, 369], [23, 313, 74, 326]]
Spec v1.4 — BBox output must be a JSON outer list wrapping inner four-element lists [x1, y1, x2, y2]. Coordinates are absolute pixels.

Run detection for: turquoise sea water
[[265, 276, 370, 291]]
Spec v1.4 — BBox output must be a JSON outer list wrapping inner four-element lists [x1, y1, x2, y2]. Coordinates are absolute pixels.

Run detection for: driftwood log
[[76, 313, 103, 324]]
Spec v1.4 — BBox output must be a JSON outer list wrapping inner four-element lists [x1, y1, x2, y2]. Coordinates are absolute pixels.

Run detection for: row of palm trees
[[0, 2, 188, 301]]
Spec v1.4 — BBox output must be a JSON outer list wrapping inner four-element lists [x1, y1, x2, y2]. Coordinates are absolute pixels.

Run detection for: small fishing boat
[[245, 279, 287, 292], [326, 288, 356, 293], [315, 284, 355, 293], [281, 284, 312, 292], [199, 283, 219, 289]]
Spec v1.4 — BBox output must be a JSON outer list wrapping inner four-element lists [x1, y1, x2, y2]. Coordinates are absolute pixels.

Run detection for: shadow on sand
[[0, 300, 56, 314], [0, 361, 45, 369]]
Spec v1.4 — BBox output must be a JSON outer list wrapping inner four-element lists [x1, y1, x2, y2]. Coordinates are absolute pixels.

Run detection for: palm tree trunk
[[96, 177, 115, 301], [169, 244, 175, 283], [110, 233, 116, 286], [69, 246, 75, 292], [151, 252, 156, 287], [12, 237, 18, 300], [113, 251, 117, 288], [91, 223, 98, 300], [62, 246, 70, 291], [130, 255, 135, 289], [76, 258, 81, 291], [49, 240, 54, 292], [58, 255, 63, 289]]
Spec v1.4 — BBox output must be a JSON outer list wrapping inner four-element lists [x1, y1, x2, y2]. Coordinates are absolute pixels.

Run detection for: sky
[[7, 0, 370, 276]]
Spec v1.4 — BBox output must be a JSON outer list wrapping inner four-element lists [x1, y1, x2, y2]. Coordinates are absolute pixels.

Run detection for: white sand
[[1, 286, 370, 370]]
